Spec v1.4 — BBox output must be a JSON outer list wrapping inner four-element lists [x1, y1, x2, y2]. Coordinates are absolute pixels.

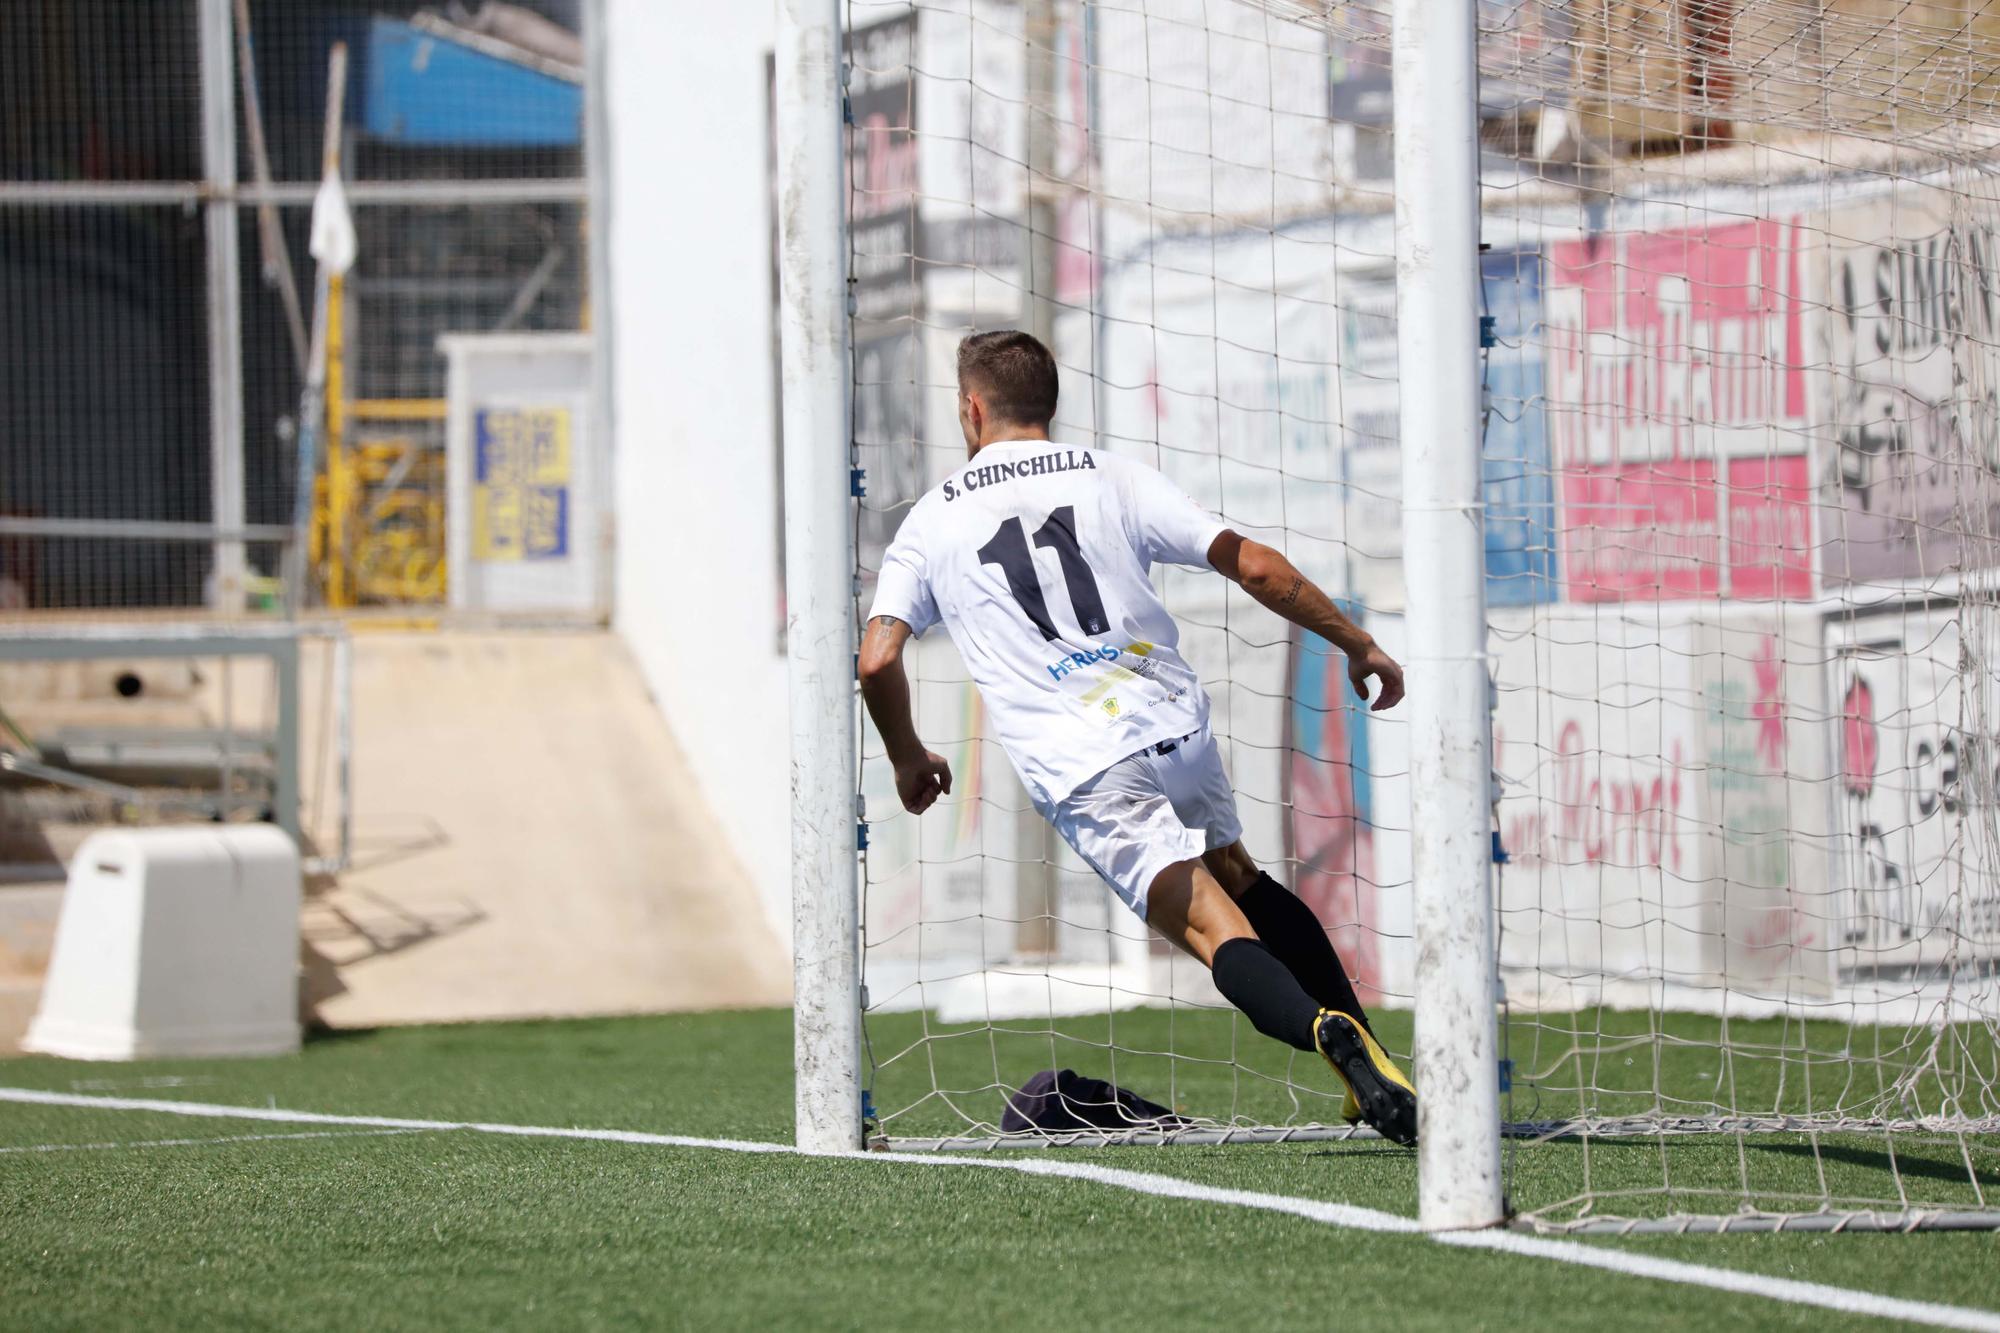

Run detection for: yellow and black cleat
[[1315, 1009, 1417, 1146]]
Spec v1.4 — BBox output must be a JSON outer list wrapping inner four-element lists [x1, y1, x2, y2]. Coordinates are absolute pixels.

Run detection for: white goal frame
[[776, 0, 1504, 1230], [778, 0, 865, 1157]]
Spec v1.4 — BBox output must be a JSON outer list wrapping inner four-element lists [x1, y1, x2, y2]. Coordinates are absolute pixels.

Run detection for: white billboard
[[1829, 606, 2000, 978]]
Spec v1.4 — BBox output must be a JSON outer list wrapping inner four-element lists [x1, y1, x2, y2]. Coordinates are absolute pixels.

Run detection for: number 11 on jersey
[[977, 505, 1110, 642]]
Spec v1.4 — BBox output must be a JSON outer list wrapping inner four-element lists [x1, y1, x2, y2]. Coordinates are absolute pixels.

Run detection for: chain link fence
[[0, 0, 591, 617]]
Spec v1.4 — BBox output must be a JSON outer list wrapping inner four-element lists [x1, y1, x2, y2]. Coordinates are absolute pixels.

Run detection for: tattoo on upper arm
[[870, 615, 908, 636], [1277, 574, 1303, 609]]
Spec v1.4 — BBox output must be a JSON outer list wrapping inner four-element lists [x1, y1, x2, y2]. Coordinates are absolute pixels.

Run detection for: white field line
[[1, 1087, 1995, 1332], [1437, 1230, 2000, 1333], [0, 1127, 431, 1155]]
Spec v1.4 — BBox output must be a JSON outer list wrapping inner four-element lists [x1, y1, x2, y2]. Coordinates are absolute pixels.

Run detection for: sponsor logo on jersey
[[1048, 640, 1163, 687], [942, 449, 1096, 501], [1046, 644, 1122, 681], [1101, 697, 1121, 718]]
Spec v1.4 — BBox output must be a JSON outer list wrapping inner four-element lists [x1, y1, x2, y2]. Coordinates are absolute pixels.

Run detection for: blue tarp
[[362, 18, 580, 148]]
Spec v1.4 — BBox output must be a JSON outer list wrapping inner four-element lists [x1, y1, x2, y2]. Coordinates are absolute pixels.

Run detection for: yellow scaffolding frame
[[313, 273, 450, 609]]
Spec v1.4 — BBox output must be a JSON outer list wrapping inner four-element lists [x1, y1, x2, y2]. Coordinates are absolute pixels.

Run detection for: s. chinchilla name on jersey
[[941, 448, 1096, 501]]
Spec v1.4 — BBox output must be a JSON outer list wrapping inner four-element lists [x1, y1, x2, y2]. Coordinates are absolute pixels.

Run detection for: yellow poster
[[473, 406, 571, 561]]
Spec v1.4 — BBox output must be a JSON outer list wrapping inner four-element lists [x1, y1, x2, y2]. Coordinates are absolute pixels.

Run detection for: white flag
[[308, 168, 357, 276]]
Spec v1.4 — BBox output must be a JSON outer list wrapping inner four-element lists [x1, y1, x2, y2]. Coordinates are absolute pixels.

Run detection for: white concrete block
[[25, 826, 301, 1060]]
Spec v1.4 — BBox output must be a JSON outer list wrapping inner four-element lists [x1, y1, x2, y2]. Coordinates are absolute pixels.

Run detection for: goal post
[[777, 0, 864, 1156], [1390, 0, 1504, 1232], [814, 0, 2000, 1235]]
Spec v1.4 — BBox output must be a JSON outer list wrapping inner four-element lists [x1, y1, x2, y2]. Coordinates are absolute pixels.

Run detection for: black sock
[[1209, 937, 1320, 1053], [1237, 871, 1374, 1035]]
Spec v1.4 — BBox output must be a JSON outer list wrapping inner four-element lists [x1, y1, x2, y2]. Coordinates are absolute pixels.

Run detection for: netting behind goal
[[847, 0, 2000, 1231]]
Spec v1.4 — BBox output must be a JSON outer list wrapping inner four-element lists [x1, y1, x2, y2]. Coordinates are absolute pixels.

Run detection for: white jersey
[[868, 439, 1227, 805]]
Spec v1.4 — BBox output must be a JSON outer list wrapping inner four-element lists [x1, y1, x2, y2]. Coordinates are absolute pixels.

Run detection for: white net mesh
[[850, 0, 2000, 1230]]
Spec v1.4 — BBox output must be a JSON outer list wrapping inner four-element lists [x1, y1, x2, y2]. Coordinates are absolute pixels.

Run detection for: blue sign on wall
[[1480, 251, 1558, 606], [473, 406, 572, 562]]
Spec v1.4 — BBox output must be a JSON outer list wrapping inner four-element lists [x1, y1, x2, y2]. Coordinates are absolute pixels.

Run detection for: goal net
[[845, 0, 2000, 1232]]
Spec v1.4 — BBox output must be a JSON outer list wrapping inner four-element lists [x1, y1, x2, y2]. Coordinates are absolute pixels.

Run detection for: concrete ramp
[[303, 630, 789, 1027]]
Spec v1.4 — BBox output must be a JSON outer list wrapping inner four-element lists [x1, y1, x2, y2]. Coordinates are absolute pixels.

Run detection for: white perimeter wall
[[601, 1, 791, 939]]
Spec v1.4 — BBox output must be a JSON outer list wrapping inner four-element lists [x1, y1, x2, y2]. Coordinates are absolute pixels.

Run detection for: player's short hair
[[956, 329, 1059, 427]]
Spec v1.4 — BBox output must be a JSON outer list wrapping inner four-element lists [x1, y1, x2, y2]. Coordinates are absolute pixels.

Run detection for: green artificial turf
[[0, 1008, 1994, 1331]]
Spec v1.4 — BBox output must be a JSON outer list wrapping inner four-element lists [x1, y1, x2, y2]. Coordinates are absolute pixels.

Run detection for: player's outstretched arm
[[1206, 531, 1406, 711], [858, 614, 954, 813]]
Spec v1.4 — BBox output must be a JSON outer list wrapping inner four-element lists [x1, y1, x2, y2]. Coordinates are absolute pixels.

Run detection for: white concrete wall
[[601, 0, 791, 939]]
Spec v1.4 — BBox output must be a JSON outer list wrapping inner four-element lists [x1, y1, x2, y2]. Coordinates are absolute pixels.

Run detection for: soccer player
[[859, 330, 1418, 1145]]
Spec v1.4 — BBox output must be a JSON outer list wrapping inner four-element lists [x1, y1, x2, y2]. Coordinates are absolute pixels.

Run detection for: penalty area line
[[1, 1086, 1995, 1333]]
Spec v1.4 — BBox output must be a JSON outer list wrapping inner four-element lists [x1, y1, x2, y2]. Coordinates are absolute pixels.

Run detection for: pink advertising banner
[[1726, 454, 1814, 600], [1559, 459, 1721, 602], [1545, 219, 1812, 602], [1557, 452, 1815, 603]]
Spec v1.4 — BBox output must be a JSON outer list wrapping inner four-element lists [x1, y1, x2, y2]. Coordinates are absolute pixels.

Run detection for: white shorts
[[1035, 722, 1243, 922]]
